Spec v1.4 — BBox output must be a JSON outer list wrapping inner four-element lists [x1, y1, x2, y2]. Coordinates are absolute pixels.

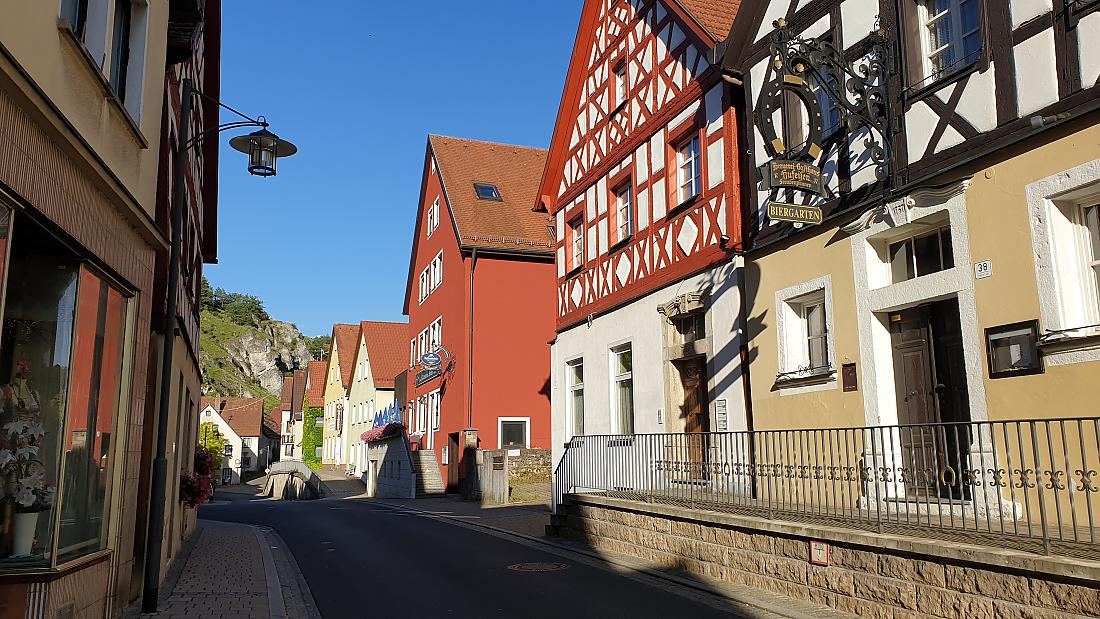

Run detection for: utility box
[[474, 449, 510, 504]]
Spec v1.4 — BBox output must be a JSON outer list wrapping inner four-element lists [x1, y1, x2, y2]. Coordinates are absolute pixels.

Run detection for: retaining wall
[[553, 494, 1100, 618]]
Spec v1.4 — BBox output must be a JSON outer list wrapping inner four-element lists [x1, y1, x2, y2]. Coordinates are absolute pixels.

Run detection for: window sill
[[775, 367, 836, 388], [904, 61, 981, 106], [666, 194, 699, 219], [609, 234, 633, 254], [565, 265, 584, 279], [0, 548, 111, 582], [611, 100, 628, 116], [1038, 328, 1100, 354], [57, 20, 148, 148]]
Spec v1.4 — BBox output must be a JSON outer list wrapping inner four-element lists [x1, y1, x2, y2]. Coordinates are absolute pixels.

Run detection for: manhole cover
[[507, 562, 570, 572]]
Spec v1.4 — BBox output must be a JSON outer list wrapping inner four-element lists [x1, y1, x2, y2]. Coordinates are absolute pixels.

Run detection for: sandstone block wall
[[555, 497, 1100, 619]]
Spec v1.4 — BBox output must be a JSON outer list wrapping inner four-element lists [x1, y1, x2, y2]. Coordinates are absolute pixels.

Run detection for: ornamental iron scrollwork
[[756, 19, 893, 180], [1075, 469, 1098, 493]]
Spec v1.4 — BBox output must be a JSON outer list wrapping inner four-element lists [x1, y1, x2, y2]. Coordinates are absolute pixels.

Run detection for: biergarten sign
[[767, 201, 823, 226], [415, 365, 441, 387]]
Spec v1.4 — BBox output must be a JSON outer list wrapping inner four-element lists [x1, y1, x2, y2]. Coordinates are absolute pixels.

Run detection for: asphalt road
[[200, 494, 758, 618]]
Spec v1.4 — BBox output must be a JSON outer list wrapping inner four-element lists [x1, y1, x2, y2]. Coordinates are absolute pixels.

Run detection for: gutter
[[467, 247, 477, 428]]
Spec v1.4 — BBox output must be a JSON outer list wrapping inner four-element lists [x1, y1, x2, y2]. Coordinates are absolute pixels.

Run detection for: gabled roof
[[279, 376, 293, 411], [535, 0, 742, 212], [330, 323, 360, 389], [675, 0, 740, 41], [290, 370, 307, 414], [429, 135, 553, 253], [200, 396, 265, 438], [349, 321, 408, 390], [306, 361, 326, 407]]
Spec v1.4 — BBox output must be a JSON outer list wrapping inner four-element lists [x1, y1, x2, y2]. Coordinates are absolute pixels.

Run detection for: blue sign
[[371, 402, 401, 428], [421, 352, 442, 367]]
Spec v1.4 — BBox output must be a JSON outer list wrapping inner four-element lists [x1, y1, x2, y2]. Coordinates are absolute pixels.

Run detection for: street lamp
[[142, 78, 297, 614]]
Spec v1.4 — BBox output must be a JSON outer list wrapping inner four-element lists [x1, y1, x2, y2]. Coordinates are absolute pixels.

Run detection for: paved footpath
[[128, 518, 320, 619]]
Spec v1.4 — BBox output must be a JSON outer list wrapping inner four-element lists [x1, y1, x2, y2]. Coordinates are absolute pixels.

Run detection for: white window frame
[[917, 0, 981, 82], [676, 135, 702, 204], [615, 184, 633, 243], [614, 63, 629, 107], [775, 275, 837, 392], [419, 267, 430, 304], [429, 389, 441, 430], [569, 218, 584, 270], [418, 328, 429, 359], [431, 250, 443, 290], [410, 339, 417, 367], [429, 317, 442, 350], [427, 197, 440, 237], [1027, 159, 1100, 366], [609, 342, 635, 435], [497, 417, 531, 450], [565, 357, 584, 438]]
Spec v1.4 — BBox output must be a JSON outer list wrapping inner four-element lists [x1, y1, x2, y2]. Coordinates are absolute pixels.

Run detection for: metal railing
[[553, 418, 1100, 558]]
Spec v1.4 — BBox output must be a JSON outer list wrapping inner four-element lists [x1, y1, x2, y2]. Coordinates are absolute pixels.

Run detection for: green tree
[[200, 276, 215, 311], [302, 399, 324, 470], [306, 335, 331, 361], [198, 421, 226, 470]]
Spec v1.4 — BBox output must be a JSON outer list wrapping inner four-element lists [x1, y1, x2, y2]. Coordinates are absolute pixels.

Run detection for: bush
[[302, 405, 323, 470]]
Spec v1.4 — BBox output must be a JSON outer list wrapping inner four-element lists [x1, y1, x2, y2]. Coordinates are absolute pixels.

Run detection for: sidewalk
[[129, 519, 319, 619]]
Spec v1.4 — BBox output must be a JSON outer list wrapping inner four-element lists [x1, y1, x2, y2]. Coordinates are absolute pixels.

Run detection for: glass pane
[[806, 303, 826, 337], [890, 239, 914, 282], [617, 378, 634, 434], [960, 0, 979, 31], [58, 270, 126, 562], [569, 362, 582, 386], [808, 335, 828, 369], [614, 348, 632, 374], [0, 221, 81, 565], [914, 232, 943, 276], [1085, 206, 1100, 261], [571, 389, 584, 435], [940, 229, 954, 269], [501, 421, 526, 449]]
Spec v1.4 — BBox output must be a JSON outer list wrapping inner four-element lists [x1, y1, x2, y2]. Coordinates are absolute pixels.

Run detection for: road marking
[[507, 562, 570, 572]]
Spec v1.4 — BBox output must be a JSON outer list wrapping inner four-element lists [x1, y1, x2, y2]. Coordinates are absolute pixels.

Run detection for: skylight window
[[474, 183, 502, 201]]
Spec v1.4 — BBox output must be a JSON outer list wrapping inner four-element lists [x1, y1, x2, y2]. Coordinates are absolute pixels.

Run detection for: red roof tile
[[199, 396, 266, 438], [674, 0, 740, 41], [352, 321, 408, 389], [306, 361, 326, 408], [290, 370, 307, 414], [332, 324, 359, 389], [279, 376, 293, 410], [429, 135, 553, 253]]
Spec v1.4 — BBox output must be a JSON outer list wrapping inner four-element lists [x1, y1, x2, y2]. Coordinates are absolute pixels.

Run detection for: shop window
[[889, 226, 954, 283], [610, 343, 634, 434], [986, 321, 1043, 378], [0, 215, 131, 566]]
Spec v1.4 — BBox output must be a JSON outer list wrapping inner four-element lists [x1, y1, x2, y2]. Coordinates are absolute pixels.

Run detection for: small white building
[[199, 397, 280, 485], [276, 370, 308, 461]]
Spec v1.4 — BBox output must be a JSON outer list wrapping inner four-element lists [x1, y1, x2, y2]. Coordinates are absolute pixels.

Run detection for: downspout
[[467, 247, 477, 428]]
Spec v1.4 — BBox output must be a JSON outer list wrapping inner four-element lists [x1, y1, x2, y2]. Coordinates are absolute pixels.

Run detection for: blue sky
[[205, 2, 581, 337]]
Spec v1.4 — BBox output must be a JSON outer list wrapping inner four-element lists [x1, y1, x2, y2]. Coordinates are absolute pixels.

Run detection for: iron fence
[[552, 418, 1100, 557]]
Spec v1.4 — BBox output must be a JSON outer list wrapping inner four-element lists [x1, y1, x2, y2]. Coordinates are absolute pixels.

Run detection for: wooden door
[[890, 307, 939, 497], [678, 357, 709, 481]]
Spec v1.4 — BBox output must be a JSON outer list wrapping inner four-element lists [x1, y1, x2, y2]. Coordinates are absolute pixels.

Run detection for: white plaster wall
[[200, 406, 245, 484], [551, 258, 745, 467], [1013, 28, 1060, 116], [839, 0, 877, 47], [1079, 12, 1100, 89], [1010, 0, 1052, 29]]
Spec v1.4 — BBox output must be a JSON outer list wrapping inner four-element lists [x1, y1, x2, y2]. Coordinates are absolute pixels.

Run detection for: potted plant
[[1, 419, 54, 556]]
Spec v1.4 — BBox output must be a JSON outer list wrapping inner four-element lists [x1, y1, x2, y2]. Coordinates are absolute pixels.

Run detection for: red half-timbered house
[[543, 0, 748, 467], [403, 135, 555, 491]]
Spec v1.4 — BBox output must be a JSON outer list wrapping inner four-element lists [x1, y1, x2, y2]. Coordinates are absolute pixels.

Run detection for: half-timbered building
[[722, 0, 1100, 434], [544, 0, 747, 467]]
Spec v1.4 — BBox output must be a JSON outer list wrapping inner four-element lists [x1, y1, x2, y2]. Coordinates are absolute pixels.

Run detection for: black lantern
[[229, 127, 297, 177]]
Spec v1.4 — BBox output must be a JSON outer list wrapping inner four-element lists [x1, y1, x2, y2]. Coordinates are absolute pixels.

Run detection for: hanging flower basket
[[360, 422, 404, 444]]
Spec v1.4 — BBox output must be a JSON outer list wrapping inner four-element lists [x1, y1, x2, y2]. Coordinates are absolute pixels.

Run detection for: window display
[[0, 214, 131, 568]]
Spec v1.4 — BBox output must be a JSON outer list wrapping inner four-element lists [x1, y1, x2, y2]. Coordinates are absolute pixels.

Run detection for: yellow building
[[344, 321, 406, 475], [322, 324, 357, 468]]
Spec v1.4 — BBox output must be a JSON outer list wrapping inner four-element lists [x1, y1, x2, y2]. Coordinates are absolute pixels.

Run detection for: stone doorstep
[[565, 495, 1100, 584]]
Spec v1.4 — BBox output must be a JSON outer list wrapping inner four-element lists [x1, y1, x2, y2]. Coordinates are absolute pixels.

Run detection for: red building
[[403, 135, 555, 490]]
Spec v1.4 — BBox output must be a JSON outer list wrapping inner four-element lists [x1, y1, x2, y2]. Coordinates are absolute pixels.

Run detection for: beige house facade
[[322, 324, 356, 468], [344, 321, 405, 476]]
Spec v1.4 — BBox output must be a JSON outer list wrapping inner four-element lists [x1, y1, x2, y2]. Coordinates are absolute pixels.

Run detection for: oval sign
[[422, 352, 442, 366]]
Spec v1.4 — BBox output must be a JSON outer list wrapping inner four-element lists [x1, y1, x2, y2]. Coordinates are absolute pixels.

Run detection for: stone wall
[[553, 495, 1100, 619], [507, 448, 550, 482]]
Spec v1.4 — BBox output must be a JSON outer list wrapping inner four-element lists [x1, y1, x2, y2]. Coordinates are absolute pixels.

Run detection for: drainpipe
[[142, 78, 191, 613], [467, 247, 477, 428]]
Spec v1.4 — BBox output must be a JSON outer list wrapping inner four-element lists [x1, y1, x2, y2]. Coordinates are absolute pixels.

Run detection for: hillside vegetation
[[199, 278, 326, 411]]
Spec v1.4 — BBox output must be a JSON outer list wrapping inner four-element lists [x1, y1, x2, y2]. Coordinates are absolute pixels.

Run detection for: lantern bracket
[[181, 84, 270, 152]]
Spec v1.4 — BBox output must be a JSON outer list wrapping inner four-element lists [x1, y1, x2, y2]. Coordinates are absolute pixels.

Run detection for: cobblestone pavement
[[129, 519, 319, 619]]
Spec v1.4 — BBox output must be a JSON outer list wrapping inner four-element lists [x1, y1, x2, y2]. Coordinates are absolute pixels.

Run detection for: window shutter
[[899, 0, 925, 89]]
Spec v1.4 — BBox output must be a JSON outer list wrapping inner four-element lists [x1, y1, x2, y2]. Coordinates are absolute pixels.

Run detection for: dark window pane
[[501, 421, 526, 449], [940, 228, 954, 268], [914, 232, 943, 276], [890, 239, 914, 282], [474, 183, 501, 201]]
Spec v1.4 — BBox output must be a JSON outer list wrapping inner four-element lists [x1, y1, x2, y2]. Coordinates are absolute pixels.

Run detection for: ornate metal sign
[[755, 18, 893, 226]]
